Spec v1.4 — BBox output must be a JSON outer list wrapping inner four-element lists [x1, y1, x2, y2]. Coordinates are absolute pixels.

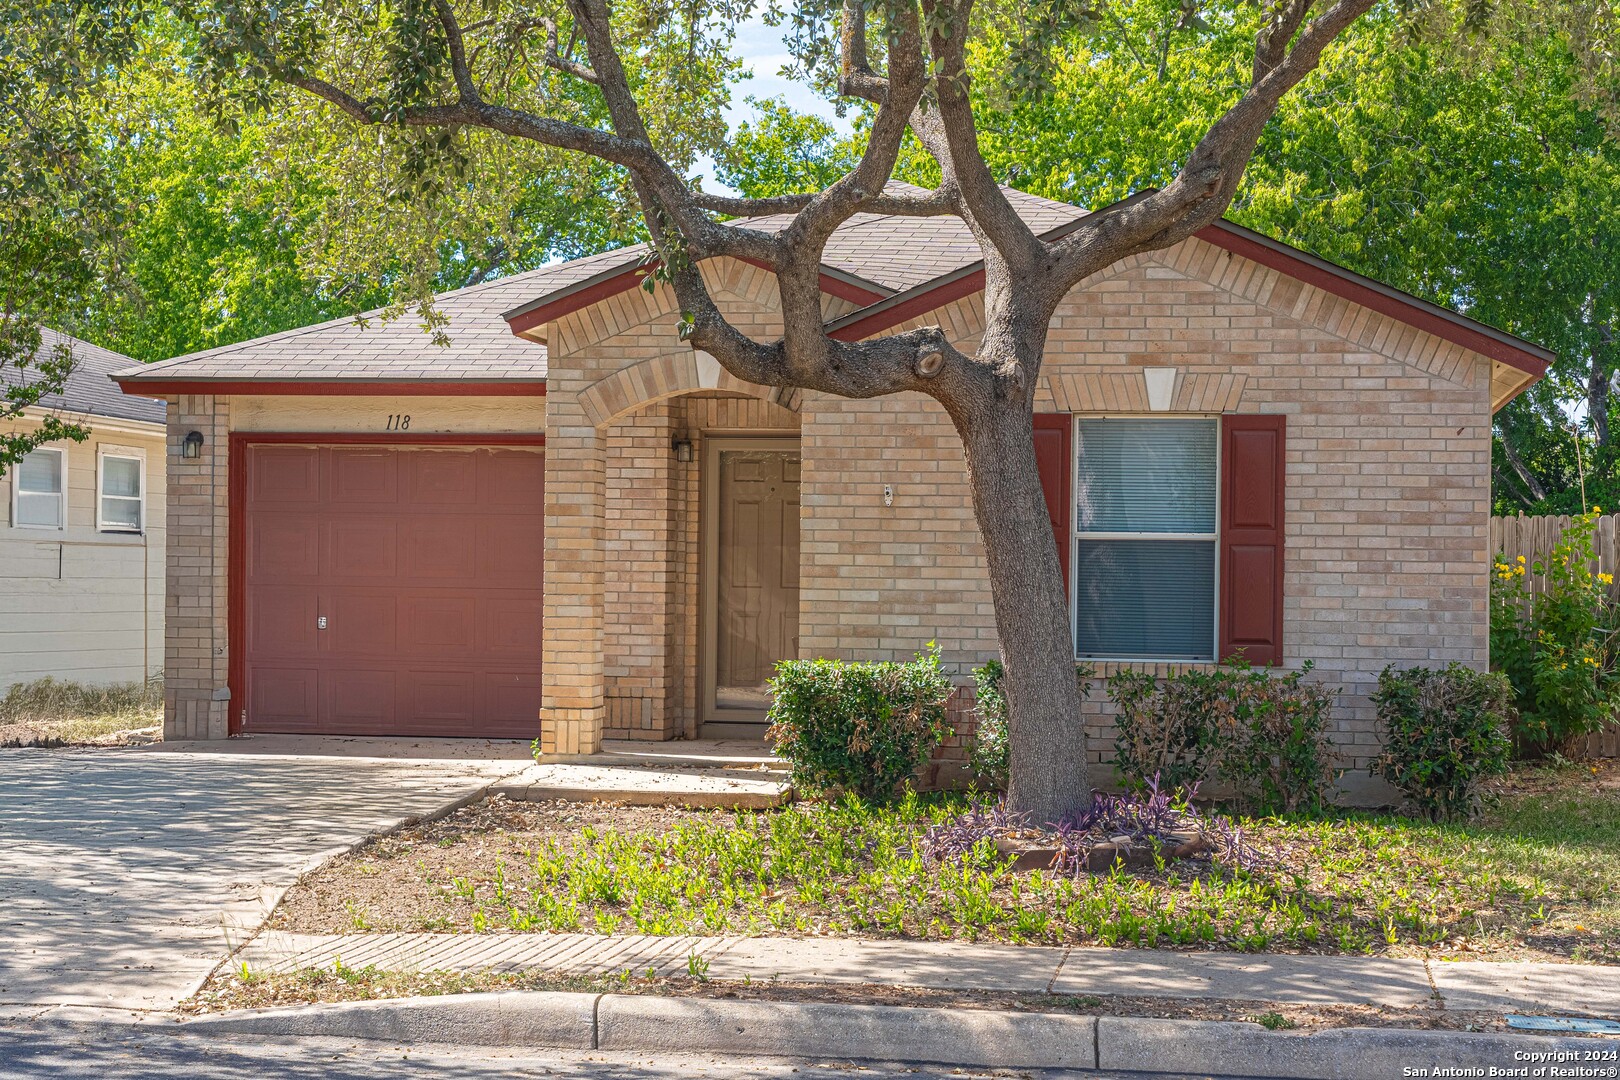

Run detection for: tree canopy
[[721, 2, 1620, 516]]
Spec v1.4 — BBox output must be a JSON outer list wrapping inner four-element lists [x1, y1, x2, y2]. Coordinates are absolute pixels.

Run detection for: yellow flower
[[1602, 573, 1614, 585], [1517, 556, 1526, 564], [1516, 565, 1526, 576]]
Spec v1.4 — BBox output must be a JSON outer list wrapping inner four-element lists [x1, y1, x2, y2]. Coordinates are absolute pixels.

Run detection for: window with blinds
[[1074, 417, 1218, 661]]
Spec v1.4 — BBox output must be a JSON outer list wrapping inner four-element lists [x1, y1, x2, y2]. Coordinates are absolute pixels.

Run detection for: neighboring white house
[[1, 329, 166, 688]]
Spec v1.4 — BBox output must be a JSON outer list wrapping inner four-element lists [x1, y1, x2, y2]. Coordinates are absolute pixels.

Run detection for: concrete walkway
[[0, 736, 788, 1013], [240, 930, 1620, 1017], [0, 743, 528, 1011]]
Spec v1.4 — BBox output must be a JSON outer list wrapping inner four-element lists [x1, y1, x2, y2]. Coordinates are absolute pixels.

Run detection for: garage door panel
[[248, 588, 318, 656], [327, 448, 399, 503], [399, 596, 478, 653], [323, 669, 397, 730], [404, 671, 477, 724], [481, 596, 543, 658], [403, 450, 481, 506], [400, 518, 477, 582], [242, 442, 543, 738], [249, 667, 318, 726], [480, 671, 542, 734], [251, 518, 320, 581], [324, 592, 399, 655], [477, 518, 545, 581], [479, 449, 545, 509], [325, 519, 399, 579], [250, 446, 319, 502]]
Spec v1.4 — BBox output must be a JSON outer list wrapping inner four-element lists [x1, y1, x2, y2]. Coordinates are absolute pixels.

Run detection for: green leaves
[[1373, 663, 1514, 821], [766, 643, 956, 802]]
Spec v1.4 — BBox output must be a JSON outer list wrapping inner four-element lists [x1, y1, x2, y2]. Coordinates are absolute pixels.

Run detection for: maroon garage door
[[240, 442, 544, 738]]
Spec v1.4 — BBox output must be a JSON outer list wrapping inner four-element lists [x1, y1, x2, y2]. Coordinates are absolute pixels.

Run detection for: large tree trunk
[[958, 395, 1089, 822]]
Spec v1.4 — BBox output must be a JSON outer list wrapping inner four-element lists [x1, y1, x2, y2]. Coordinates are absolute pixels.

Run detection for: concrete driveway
[[0, 739, 529, 1013]]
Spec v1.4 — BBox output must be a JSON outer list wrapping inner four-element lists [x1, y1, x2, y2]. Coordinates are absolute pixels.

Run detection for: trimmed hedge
[[766, 644, 955, 801]]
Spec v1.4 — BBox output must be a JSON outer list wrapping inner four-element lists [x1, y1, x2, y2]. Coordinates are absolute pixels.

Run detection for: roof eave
[[110, 376, 547, 397], [502, 255, 893, 344]]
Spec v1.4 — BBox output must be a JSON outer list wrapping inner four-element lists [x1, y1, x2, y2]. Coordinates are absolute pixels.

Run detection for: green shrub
[[1491, 511, 1620, 755], [1107, 659, 1338, 812], [1372, 664, 1514, 821], [1213, 660, 1339, 815], [1106, 666, 1228, 792], [968, 659, 1009, 788], [967, 660, 1093, 790], [766, 644, 955, 801]]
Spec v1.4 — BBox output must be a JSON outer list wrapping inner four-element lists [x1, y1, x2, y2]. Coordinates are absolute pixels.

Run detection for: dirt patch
[[0, 719, 160, 749]]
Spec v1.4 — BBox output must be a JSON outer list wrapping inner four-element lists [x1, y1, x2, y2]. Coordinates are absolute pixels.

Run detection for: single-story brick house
[[3, 329, 167, 689], [112, 185, 1549, 788]]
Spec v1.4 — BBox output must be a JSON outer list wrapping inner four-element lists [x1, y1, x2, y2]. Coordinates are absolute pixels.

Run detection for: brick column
[[603, 402, 680, 739], [164, 395, 231, 740], [540, 400, 607, 755]]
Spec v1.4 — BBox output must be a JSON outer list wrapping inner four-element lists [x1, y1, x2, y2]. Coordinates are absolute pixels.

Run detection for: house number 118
[[386, 414, 411, 430]]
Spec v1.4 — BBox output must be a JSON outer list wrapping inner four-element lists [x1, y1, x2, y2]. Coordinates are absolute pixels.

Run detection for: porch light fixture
[[672, 438, 693, 463], [182, 431, 204, 459]]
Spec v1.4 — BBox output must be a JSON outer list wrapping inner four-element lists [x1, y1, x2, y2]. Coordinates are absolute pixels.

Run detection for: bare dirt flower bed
[[268, 762, 1620, 963]]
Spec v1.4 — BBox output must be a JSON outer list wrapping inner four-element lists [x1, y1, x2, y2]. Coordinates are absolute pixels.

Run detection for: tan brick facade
[[151, 240, 1500, 790], [546, 244, 1494, 782]]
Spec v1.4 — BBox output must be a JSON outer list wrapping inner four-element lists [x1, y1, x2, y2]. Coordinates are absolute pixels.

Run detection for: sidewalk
[[240, 930, 1620, 1017]]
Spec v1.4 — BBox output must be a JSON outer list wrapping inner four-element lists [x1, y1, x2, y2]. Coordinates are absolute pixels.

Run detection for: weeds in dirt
[[0, 675, 162, 747], [274, 766, 1620, 962]]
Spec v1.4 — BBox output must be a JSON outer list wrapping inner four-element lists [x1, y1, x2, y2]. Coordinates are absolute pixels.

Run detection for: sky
[[692, 15, 854, 194]]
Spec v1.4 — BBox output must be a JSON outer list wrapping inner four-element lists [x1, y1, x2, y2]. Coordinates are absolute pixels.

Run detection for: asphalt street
[[0, 1027, 1245, 1080]]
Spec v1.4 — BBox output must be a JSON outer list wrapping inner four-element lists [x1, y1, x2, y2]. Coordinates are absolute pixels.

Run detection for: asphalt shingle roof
[[6, 329, 164, 425], [112, 246, 643, 385], [113, 183, 1086, 387], [737, 185, 1083, 292]]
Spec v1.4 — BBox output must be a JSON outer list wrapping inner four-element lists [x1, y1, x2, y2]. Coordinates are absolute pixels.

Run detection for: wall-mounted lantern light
[[672, 438, 694, 463], [183, 431, 204, 459]]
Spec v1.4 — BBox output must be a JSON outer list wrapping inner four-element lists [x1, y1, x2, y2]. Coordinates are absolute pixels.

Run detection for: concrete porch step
[[539, 738, 788, 774], [491, 761, 791, 810]]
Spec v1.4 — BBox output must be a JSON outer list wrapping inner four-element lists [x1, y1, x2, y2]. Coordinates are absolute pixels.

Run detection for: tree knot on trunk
[[917, 350, 945, 378]]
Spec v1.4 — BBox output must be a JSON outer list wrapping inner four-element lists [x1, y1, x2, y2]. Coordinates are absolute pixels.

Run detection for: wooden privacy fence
[[1490, 512, 1620, 758]]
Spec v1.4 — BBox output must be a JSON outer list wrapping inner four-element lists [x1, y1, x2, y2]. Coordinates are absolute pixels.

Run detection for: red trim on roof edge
[[505, 258, 889, 340], [507, 265, 653, 338], [821, 222, 1551, 379], [1194, 224, 1548, 377], [113, 379, 546, 397], [829, 269, 986, 342]]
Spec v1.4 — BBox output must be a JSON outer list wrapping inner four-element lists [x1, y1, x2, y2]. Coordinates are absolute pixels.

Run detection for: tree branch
[[838, 0, 888, 104], [539, 16, 598, 84], [1046, 0, 1376, 288], [922, 0, 1041, 269]]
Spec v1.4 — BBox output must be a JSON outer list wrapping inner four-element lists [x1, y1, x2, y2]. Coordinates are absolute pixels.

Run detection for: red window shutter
[[1219, 414, 1285, 666], [1033, 414, 1072, 593]]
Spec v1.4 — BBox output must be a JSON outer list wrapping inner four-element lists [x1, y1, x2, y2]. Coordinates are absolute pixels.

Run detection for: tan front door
[[702, 438, 801, 735]]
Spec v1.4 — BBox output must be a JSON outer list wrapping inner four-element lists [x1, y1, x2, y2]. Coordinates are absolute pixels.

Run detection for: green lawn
[[279, 762, 1620, 963], [0, 676, 162, 747]]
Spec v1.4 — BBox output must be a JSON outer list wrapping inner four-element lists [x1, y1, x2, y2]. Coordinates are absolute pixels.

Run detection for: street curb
[[1098, 1016, 1612, 1078], [176, 991, 597, 1049], [595, 995, 1097, 1068], [161, 993, 1613, 1075]]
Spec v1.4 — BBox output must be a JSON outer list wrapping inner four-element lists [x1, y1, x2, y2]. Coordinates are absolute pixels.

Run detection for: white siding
[[0, 415, 167, 688]]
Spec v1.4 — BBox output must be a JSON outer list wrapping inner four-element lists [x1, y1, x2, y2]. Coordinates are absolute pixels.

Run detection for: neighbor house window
[[14, 447, 66, 529], [98, 452, 144, 532], [1073, 417, 1218, 661]]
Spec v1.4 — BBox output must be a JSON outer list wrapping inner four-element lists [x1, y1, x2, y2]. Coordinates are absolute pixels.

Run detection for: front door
[[701, 438, 801, 737]]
